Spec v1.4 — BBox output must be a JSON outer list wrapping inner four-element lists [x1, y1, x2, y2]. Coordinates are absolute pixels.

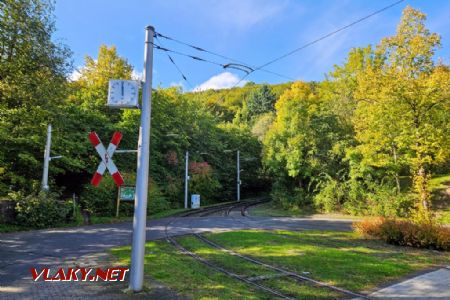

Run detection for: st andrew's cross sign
[[89, 131, 124, 187]]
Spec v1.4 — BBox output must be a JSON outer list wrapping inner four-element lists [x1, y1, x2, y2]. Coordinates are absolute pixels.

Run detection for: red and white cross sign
[[89, 131, 124, 187]]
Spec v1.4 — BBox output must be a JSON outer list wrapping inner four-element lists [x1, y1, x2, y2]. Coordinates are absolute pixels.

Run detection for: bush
[[313, 178, 346, 213], [80, 176, 116, 215], [15, 192, 71, 228], [354, 217, 450, 251], [364, 188, 413, 218], [81, 175, 171, 217], [188, 162, 222, 205], [147, 180, 170, 214]]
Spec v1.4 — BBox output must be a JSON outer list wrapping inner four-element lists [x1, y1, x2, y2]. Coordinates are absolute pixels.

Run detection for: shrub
[[188, 162, 221, 205], [313, 178, 346, 213], [364, 188, 414, 218], [80, 176, 116, 215], [354, 217, 450, 251], [81, 175, 171, 217], [147, 179, 170, 214], [15, 192, 71, 228], [341, 181, 414, 217]]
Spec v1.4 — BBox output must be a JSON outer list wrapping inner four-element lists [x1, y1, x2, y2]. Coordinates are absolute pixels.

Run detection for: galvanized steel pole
[[237, 150, 240, 201], [129, 25, 154, 292], [41, 124, 52, 191], [184, 151, 189, 209]]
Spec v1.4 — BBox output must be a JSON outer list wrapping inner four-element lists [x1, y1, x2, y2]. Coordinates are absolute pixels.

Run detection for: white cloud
[[169, 80, 186, 91], [194, 72, 247, 91], [131, 69, 143, 81], [68, 68, 82, 81]]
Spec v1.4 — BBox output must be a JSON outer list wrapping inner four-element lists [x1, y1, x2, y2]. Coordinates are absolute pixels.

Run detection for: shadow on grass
[[201, 230, 448, 292]]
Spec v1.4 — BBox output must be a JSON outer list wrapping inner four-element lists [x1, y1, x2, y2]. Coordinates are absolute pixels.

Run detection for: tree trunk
[[392, 144, 401, 194], [395, 174, 401, 194], [413, 165, 432, 222], [417, 166, 429, 210]]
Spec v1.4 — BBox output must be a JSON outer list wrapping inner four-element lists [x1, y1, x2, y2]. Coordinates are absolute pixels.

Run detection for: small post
[[116, 187, 120, 218], [129, 25, 154, 292], [41, 124, 52, 191], [72, 193, 76, 219], [237, 150, 240, 201], [184, 151, 189, 209]]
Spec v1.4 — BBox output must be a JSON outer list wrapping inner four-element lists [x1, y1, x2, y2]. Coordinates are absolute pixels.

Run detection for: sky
[[54, 0, 450, 91]]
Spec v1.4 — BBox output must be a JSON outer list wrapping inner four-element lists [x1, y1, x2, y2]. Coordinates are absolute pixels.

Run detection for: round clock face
[[108, 80, 139, 108]]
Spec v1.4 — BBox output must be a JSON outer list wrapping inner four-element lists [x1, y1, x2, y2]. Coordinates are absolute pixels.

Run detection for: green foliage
[[147, 180, 171, 215], [188, 162, 222, 205], [313, 176, 346, 213], [15, 191, 71, 228], [263, 82, 349, 209], [353, 6, 450, 215], [0, 1, 448, 223], [80, 176, 116, 215], [0, 0, 72, 194], [69, 45, 132, 112], [251, 112, 274, 141], [244, 84, 276, 120]]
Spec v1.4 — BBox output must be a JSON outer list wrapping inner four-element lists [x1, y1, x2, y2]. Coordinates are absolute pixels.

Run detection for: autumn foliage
[[353, 218, 449, 251]]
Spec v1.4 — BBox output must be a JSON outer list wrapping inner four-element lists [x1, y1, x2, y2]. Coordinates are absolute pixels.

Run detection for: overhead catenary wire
[[155, 32, 295, 81], [153, 0, 404, 91], [152, 42, 259, 79], [152, 42, 225, 68], [232, 0, 406, 88], [155, 36, 194, 89]]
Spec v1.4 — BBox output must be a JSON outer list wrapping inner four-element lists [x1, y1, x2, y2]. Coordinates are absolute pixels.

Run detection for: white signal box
[[191, 194, 200, 209], [107, 80, 140, 108]]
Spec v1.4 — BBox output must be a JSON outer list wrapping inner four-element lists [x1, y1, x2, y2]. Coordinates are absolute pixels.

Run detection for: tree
[[246, 84, 276, 119], [251, 112, 274, 141], [0, 0, 71, 108], [0, 0, 72, 193], [263, 82, 348, 207], [354, 6, 450, 220], [69, 45, 132, 111]]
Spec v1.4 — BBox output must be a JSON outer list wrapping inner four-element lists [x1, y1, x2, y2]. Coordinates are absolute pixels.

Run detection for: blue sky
[[54, 0, 450, 91]]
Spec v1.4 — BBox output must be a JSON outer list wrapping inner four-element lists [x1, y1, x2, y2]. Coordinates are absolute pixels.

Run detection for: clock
[[107, 80, 140, 108]]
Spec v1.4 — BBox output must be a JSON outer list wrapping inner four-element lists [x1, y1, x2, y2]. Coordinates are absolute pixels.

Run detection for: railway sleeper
[[246, 273, 291, 282]]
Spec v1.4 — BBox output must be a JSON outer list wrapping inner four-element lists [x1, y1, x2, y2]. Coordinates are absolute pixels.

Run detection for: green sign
[[119, 186, 135, 201]]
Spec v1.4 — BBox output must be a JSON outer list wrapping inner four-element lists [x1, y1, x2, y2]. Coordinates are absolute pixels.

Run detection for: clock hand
[[121, 82, 124, 97]]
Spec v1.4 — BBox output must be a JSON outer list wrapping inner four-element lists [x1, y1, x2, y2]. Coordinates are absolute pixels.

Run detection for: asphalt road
[[0, 215, 352, 299]]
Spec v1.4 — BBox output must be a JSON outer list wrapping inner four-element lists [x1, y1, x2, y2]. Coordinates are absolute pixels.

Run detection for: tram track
[[164, 198, 369, 299], [165, 198, 294, 299]]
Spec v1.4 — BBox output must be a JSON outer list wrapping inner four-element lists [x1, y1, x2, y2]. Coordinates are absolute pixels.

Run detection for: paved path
[[368, 267, 450, 299], [0, 216, 352, 299]]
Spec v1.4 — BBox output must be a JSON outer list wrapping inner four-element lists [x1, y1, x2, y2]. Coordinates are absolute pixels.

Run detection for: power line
[[155, 36, 194, 89], [152, 42, 224, 67], [152, 42, 258, 76], [155, 32, 295, 81], [233, 0, 405, 87]]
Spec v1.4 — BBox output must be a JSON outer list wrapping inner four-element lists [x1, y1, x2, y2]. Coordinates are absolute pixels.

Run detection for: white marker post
[[237, 150, 240, 201], [41, 124, 63, 192], [41, 124, 52, 191], [184, 151, 189, 209], [129, 25, 154, 292]]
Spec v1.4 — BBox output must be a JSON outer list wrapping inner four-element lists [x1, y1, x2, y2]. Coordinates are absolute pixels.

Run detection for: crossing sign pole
[[129, 25, 154, 292]]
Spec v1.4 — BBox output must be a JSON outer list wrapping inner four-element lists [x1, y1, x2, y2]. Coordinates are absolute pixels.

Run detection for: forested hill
[[185, 82, 293, 121], [0, 1, 448, 228]]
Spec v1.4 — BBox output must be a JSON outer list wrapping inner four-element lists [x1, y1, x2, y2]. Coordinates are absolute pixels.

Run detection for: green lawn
[[250, 202, 361, 220], [430, 174, 450, 224], [111, 230, 449, 299]]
